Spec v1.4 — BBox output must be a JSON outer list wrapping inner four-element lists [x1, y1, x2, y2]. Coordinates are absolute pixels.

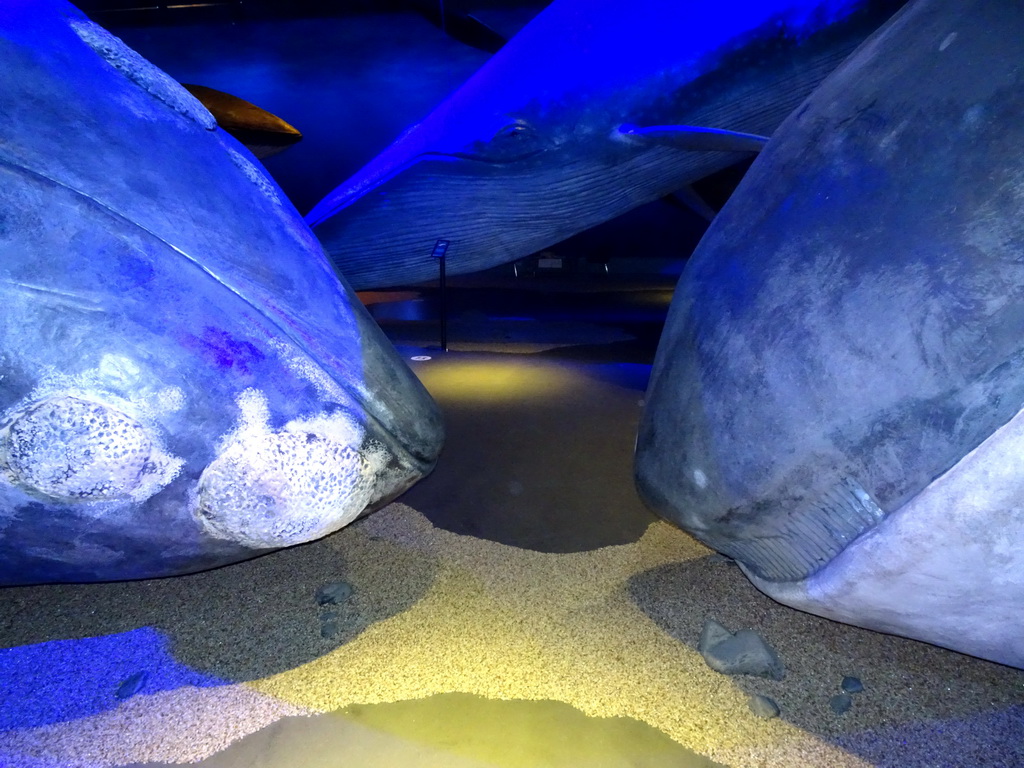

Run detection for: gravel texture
[[2, 502, 1023, 768]]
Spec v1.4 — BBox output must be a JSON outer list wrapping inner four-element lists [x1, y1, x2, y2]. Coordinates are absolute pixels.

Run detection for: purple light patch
[[182, 326, 266, 374]]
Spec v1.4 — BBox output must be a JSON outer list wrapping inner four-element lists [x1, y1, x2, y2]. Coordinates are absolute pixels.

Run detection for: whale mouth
[[306, 148, 549, 226], [422, 147, 548, 166], [694, 478, 888, 582]]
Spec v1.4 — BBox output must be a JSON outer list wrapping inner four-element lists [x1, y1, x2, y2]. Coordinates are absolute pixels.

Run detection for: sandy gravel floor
[[2, 502, 1023, 768]]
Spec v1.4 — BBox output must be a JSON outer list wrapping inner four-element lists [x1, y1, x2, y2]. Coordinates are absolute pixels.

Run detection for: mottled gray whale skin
[[636, 0, 1024, 666], [0, 0, 443, 586], [306, 0, 905, 289]]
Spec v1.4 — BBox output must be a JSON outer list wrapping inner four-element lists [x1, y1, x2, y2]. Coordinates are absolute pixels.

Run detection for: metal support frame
[[431, 239, 450, 352]]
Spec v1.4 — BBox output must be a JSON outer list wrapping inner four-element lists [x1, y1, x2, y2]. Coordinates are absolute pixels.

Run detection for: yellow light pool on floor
[[413, 357, 579, 403]]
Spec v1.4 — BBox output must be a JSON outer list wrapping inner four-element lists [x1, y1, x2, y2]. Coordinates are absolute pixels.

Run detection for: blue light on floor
[[0, 626, 225, 730]]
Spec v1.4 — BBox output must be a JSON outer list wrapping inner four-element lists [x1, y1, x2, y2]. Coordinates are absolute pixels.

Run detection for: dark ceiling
[[77, 0, 550, 26], [77, 0, 551, 55]]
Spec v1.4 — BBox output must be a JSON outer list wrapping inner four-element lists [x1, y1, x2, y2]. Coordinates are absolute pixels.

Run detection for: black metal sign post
[[431, 239, 450, 352]]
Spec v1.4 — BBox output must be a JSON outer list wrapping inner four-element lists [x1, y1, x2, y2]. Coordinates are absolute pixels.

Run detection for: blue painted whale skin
[[0, 1, 443, 585], [306, 0, 905, 289], [636, 0, 1024, 667]]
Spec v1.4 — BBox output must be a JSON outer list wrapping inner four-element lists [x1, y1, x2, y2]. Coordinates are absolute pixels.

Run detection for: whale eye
[[450, 119, 547, 164], [495, 121, 530, 140], [459, 120, 546, 163]]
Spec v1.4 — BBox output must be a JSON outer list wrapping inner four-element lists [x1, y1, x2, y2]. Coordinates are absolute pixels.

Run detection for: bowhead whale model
[[0, 0, 443, 586], [306, 0, 905, 289], [636, 0, 1024, 668]]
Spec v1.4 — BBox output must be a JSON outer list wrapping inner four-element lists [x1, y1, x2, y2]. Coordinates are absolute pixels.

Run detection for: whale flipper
[[619, 124, 769, 153]]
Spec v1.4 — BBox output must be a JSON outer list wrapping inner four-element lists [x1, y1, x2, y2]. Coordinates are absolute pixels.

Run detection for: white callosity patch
[[98, 354, 142, 384], [196, 389, 388, 549], [196, 435, 371, 548], [153, 385, 186, 414], [0, 394, 181, 503]]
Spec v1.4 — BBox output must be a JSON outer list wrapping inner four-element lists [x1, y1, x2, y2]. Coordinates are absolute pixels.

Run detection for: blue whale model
[[0, 0, 443, 585], [306, 0, 905, 289], [636, 0, 1024, 667]]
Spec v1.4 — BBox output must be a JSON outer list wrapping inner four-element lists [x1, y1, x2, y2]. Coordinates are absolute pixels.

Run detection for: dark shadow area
[[0, 518, 437, 698], [627, 557, 1024, 765], [377, 271, 672, 553], [398, 350, 660, 552]]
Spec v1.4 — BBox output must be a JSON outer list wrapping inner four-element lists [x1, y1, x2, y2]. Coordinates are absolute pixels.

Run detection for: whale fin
[[620, 123, 769, 153], [663, 186, 718, 222], [445, 12, 508, 54], [181, 84, 302, 159], [411, 2, 507, 53]]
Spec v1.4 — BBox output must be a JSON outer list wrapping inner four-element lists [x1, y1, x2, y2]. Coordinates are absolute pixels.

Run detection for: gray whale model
[[0, 0, 443, 585], [636, 0, 1024, 667], [306, 0, 905, 289]]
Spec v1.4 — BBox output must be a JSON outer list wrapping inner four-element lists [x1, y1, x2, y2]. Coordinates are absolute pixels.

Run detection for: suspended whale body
[[307, 0, 906, 289], [0, 0, 443, 586], [636, 0, 1024, 668]]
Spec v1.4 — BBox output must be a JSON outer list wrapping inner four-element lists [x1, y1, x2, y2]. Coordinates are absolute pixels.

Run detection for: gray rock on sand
[[748, 694, 781, 719], [315, 581, 353, 606], [320, 619, 341, 640], [841, 675, 864, 694], [115, 671, 148, 700], [316, 582, 354, 639], [698, 619, 785, 680], [830, 693, 853, 715]]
